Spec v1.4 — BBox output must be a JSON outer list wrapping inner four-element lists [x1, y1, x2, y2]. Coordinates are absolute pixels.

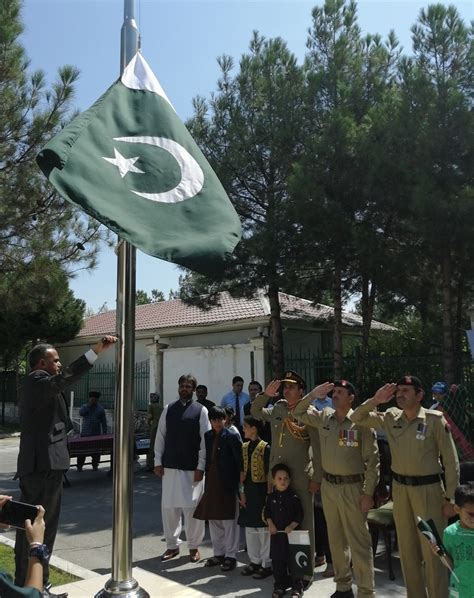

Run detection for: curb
[[0, 534, 101, 580]]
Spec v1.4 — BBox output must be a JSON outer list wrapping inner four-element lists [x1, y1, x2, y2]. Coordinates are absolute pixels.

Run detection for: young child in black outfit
[[265, 463, 304, 598]]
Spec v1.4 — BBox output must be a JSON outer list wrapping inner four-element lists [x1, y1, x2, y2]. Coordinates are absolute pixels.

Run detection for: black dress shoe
[[330, 590, 354, 598]]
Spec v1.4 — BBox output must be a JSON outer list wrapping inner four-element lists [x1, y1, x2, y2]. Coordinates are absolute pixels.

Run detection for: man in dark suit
[[14, 336, 117, 597]]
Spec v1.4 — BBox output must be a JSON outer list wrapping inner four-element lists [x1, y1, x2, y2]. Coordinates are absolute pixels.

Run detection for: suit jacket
[[204, 427, 243, 494], [17, 355, 93, 477]]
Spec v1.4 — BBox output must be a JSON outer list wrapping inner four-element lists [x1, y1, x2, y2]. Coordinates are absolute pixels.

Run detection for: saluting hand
[[311, 381, 334, 399], [372, 383, 397, 405], [264, 380, 281, 398]]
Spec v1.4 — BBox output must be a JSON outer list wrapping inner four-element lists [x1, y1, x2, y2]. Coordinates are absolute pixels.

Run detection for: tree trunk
[[268, 284, 285, 378], [333, 264, 343, 379], [441, 254, 456, 384], [356, 274, 377, 393]]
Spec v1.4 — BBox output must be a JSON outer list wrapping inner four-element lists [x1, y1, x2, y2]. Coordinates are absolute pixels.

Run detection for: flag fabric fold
[[37, 53, 241, 274]]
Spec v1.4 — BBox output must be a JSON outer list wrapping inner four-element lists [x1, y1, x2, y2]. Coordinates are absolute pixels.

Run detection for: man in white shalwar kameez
[[154, 374, 211, 562]]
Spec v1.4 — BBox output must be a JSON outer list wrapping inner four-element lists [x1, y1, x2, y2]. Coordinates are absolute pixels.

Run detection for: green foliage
[[181, 1, 473, 381], [135, 289, 165, 305], [0, 0, 109, 279], [0, 261, 85, 368], [0, 0, 109, 368]]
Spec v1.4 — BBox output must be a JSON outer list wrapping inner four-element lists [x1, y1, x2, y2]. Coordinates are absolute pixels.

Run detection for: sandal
[[241, 563, 259, 576], [204, 555, 224, 567], [220, 557, 237, 571]]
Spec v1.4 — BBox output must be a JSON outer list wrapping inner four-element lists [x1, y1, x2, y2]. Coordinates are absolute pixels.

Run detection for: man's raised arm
[[349, 383, 397, 428], [293, 382, 334, 427]]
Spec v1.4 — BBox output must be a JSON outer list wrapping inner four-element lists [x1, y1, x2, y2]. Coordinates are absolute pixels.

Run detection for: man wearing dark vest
[[14, 336, 117, 597], [154, 374, 211, 563]]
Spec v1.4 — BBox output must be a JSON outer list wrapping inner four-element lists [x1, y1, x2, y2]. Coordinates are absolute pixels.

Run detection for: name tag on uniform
[[416, 422, 427, 440], [339, 429, 358, 447]]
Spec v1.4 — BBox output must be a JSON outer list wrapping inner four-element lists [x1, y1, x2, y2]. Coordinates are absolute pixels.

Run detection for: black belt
[[392, 471, 441, 486], [323, 472, 364, 485]]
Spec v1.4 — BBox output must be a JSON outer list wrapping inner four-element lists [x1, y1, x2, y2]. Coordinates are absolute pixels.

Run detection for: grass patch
[[0, 542, 80, 586]]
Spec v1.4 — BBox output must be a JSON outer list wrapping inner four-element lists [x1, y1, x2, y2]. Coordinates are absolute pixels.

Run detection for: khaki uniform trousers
[[322, 479, 375, 596], [392, 480, 448, 598]]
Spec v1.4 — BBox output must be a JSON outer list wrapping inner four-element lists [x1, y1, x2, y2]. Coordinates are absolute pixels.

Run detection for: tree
[[293, 0, 372, 377], [396, 4, 473, 382], [0, 0, 107, 282], [135, 289, 165, 305], [184, 33, 305, 376], [0, 261, 85, 369], [0, 0, 111, 368]]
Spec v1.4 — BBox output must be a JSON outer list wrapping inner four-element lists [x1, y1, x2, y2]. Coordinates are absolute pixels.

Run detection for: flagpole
[[96, 1, 149, 596]]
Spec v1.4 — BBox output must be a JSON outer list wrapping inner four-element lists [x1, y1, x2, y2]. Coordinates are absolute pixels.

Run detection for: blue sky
[[21, 0, 472, 312]]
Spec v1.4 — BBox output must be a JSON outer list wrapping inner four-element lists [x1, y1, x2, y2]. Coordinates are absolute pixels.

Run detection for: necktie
[[235, 393, 241, 428]]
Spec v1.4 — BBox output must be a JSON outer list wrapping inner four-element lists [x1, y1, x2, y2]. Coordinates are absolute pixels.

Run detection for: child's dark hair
[[224, 406, 235, 419], [454, 482, 474, 507], [271, 463, 291, 479], [208, 406, 226, 421], [243, 415, 260, 429]]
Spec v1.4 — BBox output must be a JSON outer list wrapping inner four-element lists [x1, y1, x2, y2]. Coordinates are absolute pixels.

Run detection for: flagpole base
[[95, 577, 150, 598]]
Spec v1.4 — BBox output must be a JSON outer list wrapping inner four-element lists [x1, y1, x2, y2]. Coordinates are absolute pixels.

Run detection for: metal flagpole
[[96, 1, 149, 596]]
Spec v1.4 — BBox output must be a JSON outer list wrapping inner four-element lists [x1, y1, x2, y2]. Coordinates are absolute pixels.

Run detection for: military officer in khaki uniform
[[251, 371, 333, 585], [350, 376, 460, 598], [294, 379, 379, 598]]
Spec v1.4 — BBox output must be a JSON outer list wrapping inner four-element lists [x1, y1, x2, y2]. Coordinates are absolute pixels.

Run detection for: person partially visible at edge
[[293, 379, 379, 598], [77, 390, 107, 471], [430, 483, 474, 598], [221, 376, 250, 435], [244, 381, 271, 443], [431, 381, 449, 411], [146, 393, 163, 471], [350, 376, 460, 598], [309, 391, 333, 578], [251, 370, 333, 587], [14, 336, 117, 598], [154, 374, 211, 564], [196, 384, 216, 412], [1, 495, 46, 597]]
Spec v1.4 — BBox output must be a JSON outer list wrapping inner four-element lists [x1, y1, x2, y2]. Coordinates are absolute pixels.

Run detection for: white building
[[57, 290, 393, 407]]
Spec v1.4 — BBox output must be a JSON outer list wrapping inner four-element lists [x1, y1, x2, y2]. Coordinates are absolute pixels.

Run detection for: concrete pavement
[[0, 436, 407, 596]]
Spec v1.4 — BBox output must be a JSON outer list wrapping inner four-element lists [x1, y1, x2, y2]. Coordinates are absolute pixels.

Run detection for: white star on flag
[[102, 148, 144, 178]]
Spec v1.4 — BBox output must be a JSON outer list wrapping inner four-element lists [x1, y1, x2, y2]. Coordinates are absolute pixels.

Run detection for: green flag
[[37, 53, 241, 274]]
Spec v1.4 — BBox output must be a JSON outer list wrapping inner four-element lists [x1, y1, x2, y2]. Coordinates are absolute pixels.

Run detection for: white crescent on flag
[[111, 136, 205, 204]]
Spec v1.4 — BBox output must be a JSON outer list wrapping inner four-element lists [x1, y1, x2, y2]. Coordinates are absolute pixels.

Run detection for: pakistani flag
[[37, 53, 241, 274], [288, 530, 313, 578]]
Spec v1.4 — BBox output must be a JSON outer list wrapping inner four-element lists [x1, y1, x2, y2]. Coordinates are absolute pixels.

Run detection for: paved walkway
[[0, 437, 407, 596]]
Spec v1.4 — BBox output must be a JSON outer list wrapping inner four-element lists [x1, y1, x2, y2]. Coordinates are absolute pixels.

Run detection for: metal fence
[[67, 360, 150, 411], [0, 361, 149, 413], [285, 350, 473, 399]]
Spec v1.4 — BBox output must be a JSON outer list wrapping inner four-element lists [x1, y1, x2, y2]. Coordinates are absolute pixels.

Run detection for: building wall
[[162, 341, 265, 405]]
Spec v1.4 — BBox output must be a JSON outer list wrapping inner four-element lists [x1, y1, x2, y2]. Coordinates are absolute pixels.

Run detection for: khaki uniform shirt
[[350, 399, 459, 499], [294, 396, 379, 496], [250, 393, 319, 483]]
